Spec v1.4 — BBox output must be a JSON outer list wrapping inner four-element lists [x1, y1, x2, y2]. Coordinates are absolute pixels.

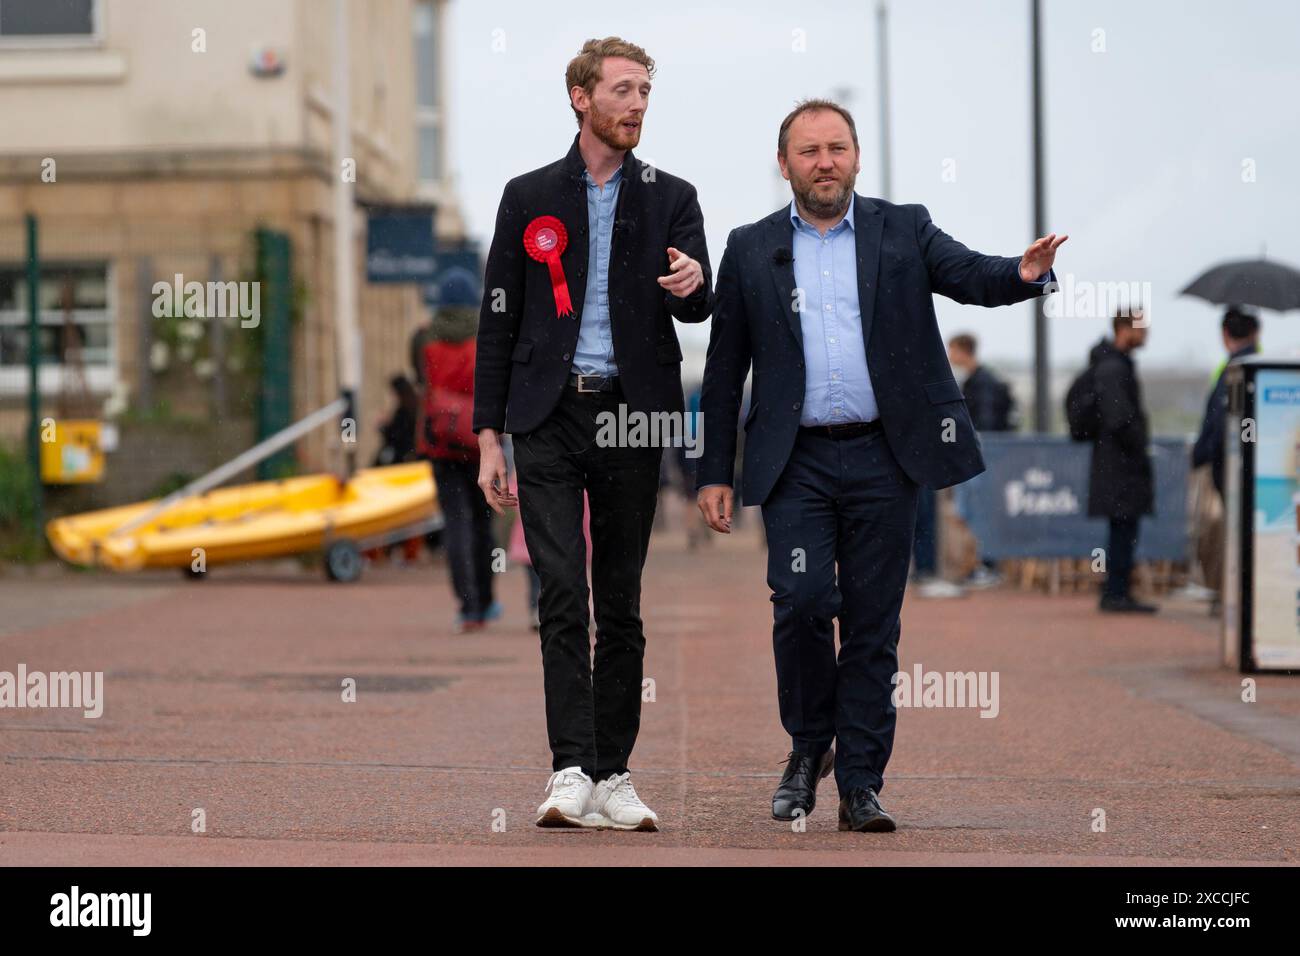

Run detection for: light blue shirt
[[573, 166, 622, 376], [790, 199, 878, 426]]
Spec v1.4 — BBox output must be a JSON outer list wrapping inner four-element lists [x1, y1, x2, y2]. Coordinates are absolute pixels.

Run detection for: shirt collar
[[789, 195, 855, 233], [584, 165, 623, 189]]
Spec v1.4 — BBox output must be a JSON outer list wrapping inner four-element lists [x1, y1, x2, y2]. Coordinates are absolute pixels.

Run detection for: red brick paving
[[1, 528, 1296, 865]]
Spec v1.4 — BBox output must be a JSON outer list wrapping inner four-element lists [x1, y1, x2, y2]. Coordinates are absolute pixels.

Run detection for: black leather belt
[[568, 373, 620, 393], [800, 419, 883, 440]]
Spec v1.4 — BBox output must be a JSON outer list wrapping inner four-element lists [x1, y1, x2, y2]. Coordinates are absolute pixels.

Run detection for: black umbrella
[[1181, 258, 1300, 312]]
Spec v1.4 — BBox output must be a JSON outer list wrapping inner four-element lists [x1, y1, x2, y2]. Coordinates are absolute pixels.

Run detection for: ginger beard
[[789, 162, 856, 220], [588, 98, 642, 151]]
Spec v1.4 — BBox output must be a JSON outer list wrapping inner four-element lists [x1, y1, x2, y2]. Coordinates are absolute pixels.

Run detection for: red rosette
[[523, 215, 574, 317]]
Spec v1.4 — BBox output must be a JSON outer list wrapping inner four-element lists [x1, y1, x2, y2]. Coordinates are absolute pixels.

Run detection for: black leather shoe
[[1099, 595, 1158, 614], [771, 749, 834, 821], [837, 787, 897, 832]]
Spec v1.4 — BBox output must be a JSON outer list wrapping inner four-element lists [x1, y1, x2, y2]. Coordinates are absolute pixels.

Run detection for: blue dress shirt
[[572, 166, 622, 376], [790, 199, 1052, 426], [790, 200, 878, 426]]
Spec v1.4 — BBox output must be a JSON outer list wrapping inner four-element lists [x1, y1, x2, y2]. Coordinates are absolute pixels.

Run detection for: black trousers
[[1105, 515, 1141, 599], [513, 386, 663, 778], [761, 428, 918, 795], [430, 458, 496, 620]]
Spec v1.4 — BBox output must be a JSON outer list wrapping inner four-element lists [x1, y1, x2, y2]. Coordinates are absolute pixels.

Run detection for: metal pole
[[108, 398, 348, 537], [333, 0, 360, 477], [25, 213, 44, 531], [876, 0, 892, 201], [1030, 0, 1049, 432]]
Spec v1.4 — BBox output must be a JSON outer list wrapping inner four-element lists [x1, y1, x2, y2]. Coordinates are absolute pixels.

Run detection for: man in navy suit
[[696, 99, 1065, 832]]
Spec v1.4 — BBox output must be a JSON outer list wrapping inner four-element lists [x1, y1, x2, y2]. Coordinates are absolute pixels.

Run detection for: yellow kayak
[[46, 462, 437, 573]]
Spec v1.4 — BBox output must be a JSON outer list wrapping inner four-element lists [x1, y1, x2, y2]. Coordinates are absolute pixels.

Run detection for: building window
[[413, 0, 442, 188], [0, 0, 100, 46], [0, 263, 114, 394]]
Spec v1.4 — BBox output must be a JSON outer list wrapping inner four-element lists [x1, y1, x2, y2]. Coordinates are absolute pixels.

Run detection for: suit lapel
[[854, 195, 883, 350], [767, 213, 801, 349], [553, 141, 589, 321]]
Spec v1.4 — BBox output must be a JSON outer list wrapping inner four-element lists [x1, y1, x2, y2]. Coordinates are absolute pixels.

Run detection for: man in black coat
[[1087, 311, 1156, 613], [473, 38, 711, 831], [947, 333, 1017, 432], [696, 100, 1064, 831]]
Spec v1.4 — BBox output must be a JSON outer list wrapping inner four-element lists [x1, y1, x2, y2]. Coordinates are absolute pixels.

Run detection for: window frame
[[0, 0, 104, 50], [0, 260, 117, 397]]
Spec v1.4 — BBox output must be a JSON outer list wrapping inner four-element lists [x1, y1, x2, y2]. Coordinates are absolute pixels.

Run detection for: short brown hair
[[1113, 308, 1144, 333], [948, 333, 977, 356], [565, 37, 656, 129], [778, 98, 860, 157]]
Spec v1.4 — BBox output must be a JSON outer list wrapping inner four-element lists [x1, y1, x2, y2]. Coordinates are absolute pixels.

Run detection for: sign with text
[[366, 207, 437, 283], [962, 435, 1190, 561]]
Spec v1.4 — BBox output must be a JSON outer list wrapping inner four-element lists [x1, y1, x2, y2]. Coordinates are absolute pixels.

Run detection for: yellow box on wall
[[40, 419, 105, 484]]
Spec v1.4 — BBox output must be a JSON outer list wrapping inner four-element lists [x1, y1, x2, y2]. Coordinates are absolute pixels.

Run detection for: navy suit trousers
[[761, 428, 918, 794]]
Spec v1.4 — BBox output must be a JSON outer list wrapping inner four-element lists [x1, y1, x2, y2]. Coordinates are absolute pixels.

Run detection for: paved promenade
[[1, 525, 1295, 865]]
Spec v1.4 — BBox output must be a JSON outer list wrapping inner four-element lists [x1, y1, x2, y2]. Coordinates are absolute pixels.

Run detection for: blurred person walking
[[947, 332, 1017, 588], [365, 375, 423, 564], [1191, 308, 1260, 605], [948, 333, 1017, 432], [420, 303, 499, 632]]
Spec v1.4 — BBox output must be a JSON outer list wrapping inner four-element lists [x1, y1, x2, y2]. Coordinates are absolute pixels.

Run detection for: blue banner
[[959, 435, 1190, 560], [366, 207, 437, 283]]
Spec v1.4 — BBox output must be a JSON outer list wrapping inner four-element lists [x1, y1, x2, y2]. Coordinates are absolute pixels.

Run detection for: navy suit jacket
[[697, 195, 1055, 505]]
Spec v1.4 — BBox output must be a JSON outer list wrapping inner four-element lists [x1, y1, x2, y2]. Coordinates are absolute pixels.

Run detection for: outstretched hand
[[1020, 233, 1068, 282]]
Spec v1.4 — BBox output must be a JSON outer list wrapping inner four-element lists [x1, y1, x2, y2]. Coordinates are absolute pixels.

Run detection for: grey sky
[[448, 0, 1300, 373]]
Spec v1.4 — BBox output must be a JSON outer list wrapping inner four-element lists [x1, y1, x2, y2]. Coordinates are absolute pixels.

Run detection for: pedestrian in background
[[1191, 307, 1260, 607], [364, 374, 423, 564], [420, 303, 499, 633], [948, 333, 1017, 432], [1084, 310, 1157, 614], [947, 333, 1016, 589]]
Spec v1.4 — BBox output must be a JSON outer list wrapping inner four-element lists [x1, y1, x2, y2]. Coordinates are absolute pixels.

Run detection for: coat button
[[562, 352, 572, 361], [793, 402, 801, 410]]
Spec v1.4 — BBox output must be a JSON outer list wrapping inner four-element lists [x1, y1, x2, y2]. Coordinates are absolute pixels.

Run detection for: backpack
[[1064, 365, 1101, 441], [421, 339, 478, 455]]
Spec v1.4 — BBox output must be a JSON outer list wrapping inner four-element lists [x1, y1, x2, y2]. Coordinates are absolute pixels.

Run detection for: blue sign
[[366, 207, 437, 283], [959, 435, 1190, 560], [422, 247, 483, 307]]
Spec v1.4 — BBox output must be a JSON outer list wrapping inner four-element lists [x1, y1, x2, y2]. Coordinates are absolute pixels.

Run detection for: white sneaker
[[590, 772, 659, 831], [536, 767, 595, 828], [917, 577, 965, 599]]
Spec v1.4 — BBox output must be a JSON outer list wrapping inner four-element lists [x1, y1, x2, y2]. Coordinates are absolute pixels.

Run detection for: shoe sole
[[599, 816, 658, 832], [535, 808, 658, 831], [771, 750, 835, 821], [838, 815, 898, 833], [535, 807, 588, 828]]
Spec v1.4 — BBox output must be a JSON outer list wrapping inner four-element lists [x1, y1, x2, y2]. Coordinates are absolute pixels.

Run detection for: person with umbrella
[[1181, 256, 1299, 607], [1191, 308, 1261, 602]]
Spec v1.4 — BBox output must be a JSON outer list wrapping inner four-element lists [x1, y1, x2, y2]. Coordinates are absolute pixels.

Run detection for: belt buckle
[[576, 374, 600, 393]]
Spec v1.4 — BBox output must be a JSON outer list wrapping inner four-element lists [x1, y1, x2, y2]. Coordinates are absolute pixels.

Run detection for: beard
[[589, 101, 641, 151], [792, 169, 856, 220]]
